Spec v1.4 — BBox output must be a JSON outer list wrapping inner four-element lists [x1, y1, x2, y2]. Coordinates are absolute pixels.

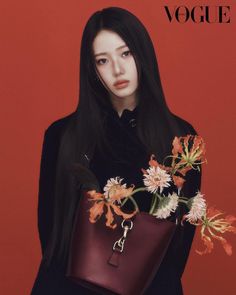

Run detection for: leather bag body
[[66, 191, 177, 295]]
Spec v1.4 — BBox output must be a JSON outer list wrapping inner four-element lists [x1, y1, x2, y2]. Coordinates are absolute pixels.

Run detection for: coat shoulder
[[172, 114, 199, 136], [45, 112, 76, 139]]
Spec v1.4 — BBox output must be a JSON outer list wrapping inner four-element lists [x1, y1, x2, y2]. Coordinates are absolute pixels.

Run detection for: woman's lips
[[114, 80, 129, 89]]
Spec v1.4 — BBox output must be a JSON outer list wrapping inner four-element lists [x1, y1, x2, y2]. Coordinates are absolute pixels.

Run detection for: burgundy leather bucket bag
[[66, 191, 176, 295]]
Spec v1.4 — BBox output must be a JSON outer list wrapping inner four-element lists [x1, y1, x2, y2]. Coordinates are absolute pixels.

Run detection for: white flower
[[143, 166, 171, 194], [103, 177, 127, 201], [185, 191, 206, 222], [153, 193, 179, 219]]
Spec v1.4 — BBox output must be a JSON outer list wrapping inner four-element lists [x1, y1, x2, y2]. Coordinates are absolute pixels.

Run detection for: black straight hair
[[44, 7, 190, 269]]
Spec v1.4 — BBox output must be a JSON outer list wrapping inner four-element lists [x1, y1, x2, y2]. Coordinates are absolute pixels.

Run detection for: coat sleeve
[[37, 126, 60, 256]]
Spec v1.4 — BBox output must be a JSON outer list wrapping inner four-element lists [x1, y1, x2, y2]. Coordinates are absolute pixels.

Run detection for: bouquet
[[87, 134, 236, 256]]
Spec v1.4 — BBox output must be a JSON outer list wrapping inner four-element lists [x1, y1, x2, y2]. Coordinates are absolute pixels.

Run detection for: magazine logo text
[[164, 5, 230, 23]]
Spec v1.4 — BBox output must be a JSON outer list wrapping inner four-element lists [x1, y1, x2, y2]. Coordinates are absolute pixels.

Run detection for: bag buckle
[[112, 219, 133, 253]]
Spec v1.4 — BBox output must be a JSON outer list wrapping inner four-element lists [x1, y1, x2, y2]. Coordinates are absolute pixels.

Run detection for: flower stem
[[149, 193, 161, 214], [178, 199, 188, 204], [120, 187, 147, 209], [120, 195, 140, 212], [130, 187, 147, 195], [179, 196, 189, 200], [121, 198, 128, 207], [129, 196, 139, 212]]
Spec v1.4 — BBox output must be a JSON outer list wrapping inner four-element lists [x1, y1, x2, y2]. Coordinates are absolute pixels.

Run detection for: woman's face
[[92, 29, 139, 101]]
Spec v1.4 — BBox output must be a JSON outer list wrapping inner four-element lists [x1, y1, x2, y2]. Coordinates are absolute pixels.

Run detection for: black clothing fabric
[[31, 107, 201, 295]]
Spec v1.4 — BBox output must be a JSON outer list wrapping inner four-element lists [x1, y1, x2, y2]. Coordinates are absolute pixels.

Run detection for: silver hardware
[[121, 219, 133, 231], [84, 154, 90, 162], [113, 239, 125, 252], [128, 118, 136, 127], [112, 219, 133, 253]]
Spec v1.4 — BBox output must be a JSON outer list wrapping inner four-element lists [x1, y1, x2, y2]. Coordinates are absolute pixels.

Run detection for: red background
[[0, 0, 235, 294]]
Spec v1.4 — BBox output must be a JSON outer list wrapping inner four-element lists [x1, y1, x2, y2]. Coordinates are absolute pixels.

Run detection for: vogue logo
[[164, 6, 230, 23]]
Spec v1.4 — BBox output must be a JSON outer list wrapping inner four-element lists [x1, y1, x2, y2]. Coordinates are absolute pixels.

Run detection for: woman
[[31, 7, 201, 295]]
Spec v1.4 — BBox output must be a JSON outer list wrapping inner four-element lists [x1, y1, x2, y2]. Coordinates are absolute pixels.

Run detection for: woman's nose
[[112, 59, 124, 76]]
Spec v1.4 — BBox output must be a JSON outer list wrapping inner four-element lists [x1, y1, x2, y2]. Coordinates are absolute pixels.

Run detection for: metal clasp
[[112, 219, 133, 253]]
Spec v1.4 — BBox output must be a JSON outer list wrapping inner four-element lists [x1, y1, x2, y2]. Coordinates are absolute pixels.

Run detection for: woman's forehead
[[93, 30, 127, 55]]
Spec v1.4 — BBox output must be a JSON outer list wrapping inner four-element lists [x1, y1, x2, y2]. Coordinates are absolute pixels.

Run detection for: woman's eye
[[122, 50, 131, 57], [96, 58, 107, 65]]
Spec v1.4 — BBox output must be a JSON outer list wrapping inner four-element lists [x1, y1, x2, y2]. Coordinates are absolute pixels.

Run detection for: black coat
[[31, 107, 201, 295]]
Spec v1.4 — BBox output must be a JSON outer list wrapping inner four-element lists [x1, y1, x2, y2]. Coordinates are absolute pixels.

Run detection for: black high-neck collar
[[104, 104, 139, 120]]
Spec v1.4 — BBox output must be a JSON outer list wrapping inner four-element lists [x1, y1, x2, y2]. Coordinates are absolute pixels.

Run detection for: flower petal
[[212, 234, 233, 256], [225, 215, 236, 224], [172, 175, 185, 188], [112, 204, 137, 220], [148, 154, 159, 167], [86, 190, 104, 201], [196, 234, 214, 255], [105, 204, 117, 229], [172, 136, 183, 155], [89, 201, 104, 223], [111, 186, 135, 203]]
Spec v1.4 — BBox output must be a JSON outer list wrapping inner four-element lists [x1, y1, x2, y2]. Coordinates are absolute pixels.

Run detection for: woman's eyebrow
[[94, 44, 127, 57]]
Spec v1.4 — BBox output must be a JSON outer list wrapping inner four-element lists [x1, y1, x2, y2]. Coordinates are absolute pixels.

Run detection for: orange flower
[[177, 166, 192, 177], [171, 135, 207, 174], [141, 155, 159, 177], [145, 135, 206, 188], [189, 207, 236, 255], [87, 186, 137, 229], [172, 175, 185, 188], [172, 136, 183, 155], [142, 154, 172, 173]]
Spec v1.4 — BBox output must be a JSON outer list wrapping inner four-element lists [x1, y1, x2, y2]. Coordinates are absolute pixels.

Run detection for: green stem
[[130, 187, 147, 195], [150, 194, 155, 210], [129, 196, 139, 212], [149, 193, 161, 214], [121, 198, 128, 207], [120, 195, 140, 212], [120, 187, 147, 208], [179, 196, 189, 200], [178, 199, 188, 204]]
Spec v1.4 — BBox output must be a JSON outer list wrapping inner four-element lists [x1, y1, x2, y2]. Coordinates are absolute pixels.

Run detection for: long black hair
[[44, 7, 189, 269]]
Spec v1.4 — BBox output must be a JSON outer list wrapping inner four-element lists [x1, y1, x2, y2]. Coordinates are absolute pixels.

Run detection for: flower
[[184, 191, 207, 223], [171, 135, 207, 175], [172, 136, 184, 155], [87, 185, 137, 229], [143, 166, 172, 194], [188, 207, 236, 255], [172, 175, 185, 189], [147, 154, 172, 172], [103, 176, 127, 203], [153, 193, 179, 219]]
